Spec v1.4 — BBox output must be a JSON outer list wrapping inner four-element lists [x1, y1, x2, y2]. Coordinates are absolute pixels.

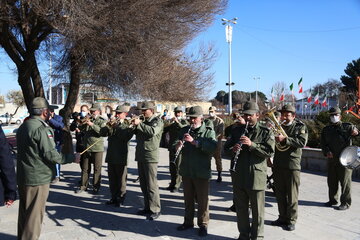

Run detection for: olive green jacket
[[163, 118, 189, 150], [16, 116, 74, 186], [224, 122, 275, 190], [273, 119, 308, 170], [207, 116, 225, 139], [176, 122, 217, 179], [79, 115, 106, 152], [135, 115, 164, 163], [321, 121, 357, 160], [100, 120, 134, 165]]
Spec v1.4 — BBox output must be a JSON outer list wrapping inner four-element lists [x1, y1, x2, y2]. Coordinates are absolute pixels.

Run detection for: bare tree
[[1, 0, 228, 117], [6, 90, 25, 123]]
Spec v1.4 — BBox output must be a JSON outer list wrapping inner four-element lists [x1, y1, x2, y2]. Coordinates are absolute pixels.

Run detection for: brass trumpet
[[264, 107, 290, 152], [128, 114, 145, 128], [106, 117, 121, 127]]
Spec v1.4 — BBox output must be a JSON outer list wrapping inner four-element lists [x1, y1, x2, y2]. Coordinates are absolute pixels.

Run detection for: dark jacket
[[0, 126, 16, 206], [321, 121, 357, 159], [177, 122, 217, 179], [224, 122, 275, 190], [48, 113, 64, 145], [100, 120, 134, 165]]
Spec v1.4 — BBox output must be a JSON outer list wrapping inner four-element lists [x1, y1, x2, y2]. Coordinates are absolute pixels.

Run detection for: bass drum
[[339, 146, 360, 169]]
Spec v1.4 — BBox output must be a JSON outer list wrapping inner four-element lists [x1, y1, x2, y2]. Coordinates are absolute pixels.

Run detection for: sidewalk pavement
[[1, 140, 360, 240]]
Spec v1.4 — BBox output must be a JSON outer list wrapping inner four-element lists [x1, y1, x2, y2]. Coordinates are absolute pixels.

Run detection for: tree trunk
[[63, 51, 81, 126]]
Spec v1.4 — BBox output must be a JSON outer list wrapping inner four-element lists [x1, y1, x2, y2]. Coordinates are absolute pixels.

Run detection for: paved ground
[[1, 139, 360, 240]]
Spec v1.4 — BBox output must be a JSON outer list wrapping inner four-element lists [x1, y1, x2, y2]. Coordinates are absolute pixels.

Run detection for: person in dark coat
[[0, 125, 16, 207]]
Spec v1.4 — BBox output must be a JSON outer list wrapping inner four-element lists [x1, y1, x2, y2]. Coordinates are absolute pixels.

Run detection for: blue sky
[[190, 0, 360, 99], [1, 0, 360, 101]]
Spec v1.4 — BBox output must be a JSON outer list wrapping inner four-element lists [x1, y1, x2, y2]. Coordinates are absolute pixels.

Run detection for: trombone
[[264, 107, 290, 152]]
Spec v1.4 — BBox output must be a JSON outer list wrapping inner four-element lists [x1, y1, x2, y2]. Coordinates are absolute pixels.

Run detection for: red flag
[[298, 78, 303, 93]]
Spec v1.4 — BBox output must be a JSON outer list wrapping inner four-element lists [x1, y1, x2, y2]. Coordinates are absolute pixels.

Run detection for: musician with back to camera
[[224, 101, 275, 240], [75, 103, 106, 194], [175, 106, 217, 237], [271, 104, 308, 232], [321, 106, 358, 210]]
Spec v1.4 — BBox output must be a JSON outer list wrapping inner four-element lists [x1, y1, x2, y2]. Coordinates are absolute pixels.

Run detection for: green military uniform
[[17, 97, 74, 240], [135, 103, 164, 215], [163, 109, 188, 191], [78, 104, 106, 192], [272, 104, 308, 229], [224, 102, 275, 240], [100, 107, 134, 205], [320, 107, 357, 209], [207, 106, 225, 178], [176, 106, 217, 234]]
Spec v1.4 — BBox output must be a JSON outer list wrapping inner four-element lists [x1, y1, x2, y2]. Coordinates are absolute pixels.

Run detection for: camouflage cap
[[90, 103, 102, 111], [31, 97, 49, 109], [329, 107, 341, 115], [187, 106, 203, 117], [209, 106, 217, 112], [138, 101, 155, 110], [114, 105, 129, 113], [242, 101, 259, 115], [173, 107, 183, 112], [280, 104, 296, 113]]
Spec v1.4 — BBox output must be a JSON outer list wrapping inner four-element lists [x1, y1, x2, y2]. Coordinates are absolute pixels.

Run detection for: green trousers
[[273, 168, 300, 225], [182, 177, 210, 227], [232, 173, 265, 240], [18, 184, 50, 240], [80, 152, 103, 190], [137, 162, 161, 213], [108, 163, 127, 201], [327, 159, 352, 206], [169, 150, 182, 189]]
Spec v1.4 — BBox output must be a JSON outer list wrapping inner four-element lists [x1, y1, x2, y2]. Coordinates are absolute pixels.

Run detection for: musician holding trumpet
[[75, 103, 107, 194], [271, 104, 308, 232], [174, 106, 217, 237], [100, 105, 134, 207], [224, 101, 275, 240], [132, 101, 163, 221]]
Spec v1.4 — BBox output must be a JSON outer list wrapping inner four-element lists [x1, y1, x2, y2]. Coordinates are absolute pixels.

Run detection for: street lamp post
[[222, 17, 237, 114], [253, 77, 260, 104]]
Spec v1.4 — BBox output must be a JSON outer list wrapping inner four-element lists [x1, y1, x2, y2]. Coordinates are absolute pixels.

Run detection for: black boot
[[216, 171, 222, 182]]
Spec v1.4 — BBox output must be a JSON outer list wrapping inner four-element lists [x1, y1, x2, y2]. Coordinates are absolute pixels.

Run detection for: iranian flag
[[271, 87, 275, 102], [321, 96, 327, 107], [279, 87, 285, 101], [314, 92, 319, 105], [289, 83, 294, 96], [307, 88, 312, 103], [298, 77, 303, 93]]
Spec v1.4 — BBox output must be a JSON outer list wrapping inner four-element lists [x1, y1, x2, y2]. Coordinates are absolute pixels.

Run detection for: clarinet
[[172, 125, 193, 163], [230, 121, 249, 172]]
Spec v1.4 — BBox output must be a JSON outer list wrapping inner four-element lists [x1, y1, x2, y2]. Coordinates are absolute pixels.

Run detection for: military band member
[[224, 101, 275, 240], [163, 107, 189, 192], [271, 104, 308, 231], [175, 106, 217, 237], [17, 97, 79, 240], [132, 101, 163, 220], [100, 105, 134, 207], [207, 106, 225, 182], [320, 107, 358, 210], [76, 103, 106, 194]]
